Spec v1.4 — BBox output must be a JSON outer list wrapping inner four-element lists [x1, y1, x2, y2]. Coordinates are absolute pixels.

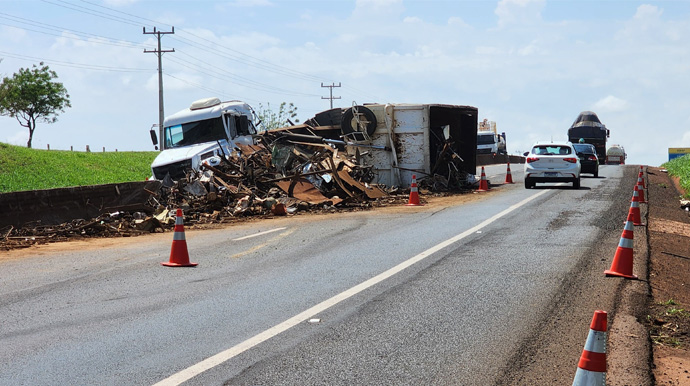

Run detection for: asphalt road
[[0, 164, 638, 385]]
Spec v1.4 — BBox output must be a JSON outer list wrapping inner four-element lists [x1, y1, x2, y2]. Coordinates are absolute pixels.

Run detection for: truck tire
[[341, 106, 377, 138]]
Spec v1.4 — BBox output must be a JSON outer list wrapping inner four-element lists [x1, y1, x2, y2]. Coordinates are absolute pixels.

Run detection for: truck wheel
[[341, 106, 377, 138]]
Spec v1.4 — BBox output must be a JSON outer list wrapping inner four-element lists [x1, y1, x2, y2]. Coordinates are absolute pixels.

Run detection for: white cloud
[[4, 128, 28, 147], [681, 130, 690, 146], [0, 26, 27, 43], [448, 17, 470, 28], [592, 96, 629, 113], [634, 4, 663, 21], [353, 0, 405, 19], [517, 40, 541, 56], [495, 0, 545, 28], [227, 0, 273, 7]]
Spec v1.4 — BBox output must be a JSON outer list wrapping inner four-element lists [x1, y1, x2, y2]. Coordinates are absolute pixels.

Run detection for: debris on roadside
[[680, 199, 690, 212], [1, 103, 483, 250]]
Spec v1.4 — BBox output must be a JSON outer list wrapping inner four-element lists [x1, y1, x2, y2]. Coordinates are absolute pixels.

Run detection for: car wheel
[[524, 178, 533, 189], [594, 168, 599, 178], [573, 177, 581, 189]]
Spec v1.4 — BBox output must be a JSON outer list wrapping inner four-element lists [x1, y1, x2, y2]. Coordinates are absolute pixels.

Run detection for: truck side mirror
[[149, 128, 159, 150]]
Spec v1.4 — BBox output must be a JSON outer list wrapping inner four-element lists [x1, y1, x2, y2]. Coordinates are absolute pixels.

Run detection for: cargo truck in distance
[[476, 119, 506, 155], [606, 145, 626, 165], [149, 97, 260, 181], [567, 111, 609, 163]]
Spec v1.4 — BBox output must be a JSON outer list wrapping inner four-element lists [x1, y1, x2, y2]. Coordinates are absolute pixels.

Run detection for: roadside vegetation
[[0, 142, 157, 193], [663, 154, 690, 197]]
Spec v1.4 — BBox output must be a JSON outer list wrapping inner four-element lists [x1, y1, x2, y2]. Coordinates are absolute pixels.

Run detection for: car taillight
[[588, 155, 597, 161], [564, 157, 578, 163], [526, 157, 539, 163]]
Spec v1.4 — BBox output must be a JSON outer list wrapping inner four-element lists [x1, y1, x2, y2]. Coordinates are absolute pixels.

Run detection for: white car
[[524, 142, 581, 189]]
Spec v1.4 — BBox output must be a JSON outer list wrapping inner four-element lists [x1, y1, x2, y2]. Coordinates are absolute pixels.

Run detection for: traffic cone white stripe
[[583, 330, 606, 353], [572, 369, 605, 385], [573, 310, 607, 386], [618, 237, 633, 249], [173, 231, 186, 241], [623, 219, 633, 232]]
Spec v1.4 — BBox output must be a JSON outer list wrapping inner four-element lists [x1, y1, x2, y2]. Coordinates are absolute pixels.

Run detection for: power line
[[0, 50, 151, 72], [168, 50, 321, 97], [40, 0, 142, 27], [0, 21, 144, 49], [44, 0, 331, 84]]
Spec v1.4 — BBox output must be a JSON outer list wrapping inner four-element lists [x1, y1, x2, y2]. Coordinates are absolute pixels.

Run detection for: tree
[[0, 62, 71, 148], [256, 102, 299, 131]]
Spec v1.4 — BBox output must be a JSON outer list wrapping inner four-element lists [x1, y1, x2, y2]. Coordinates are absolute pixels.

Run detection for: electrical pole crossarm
[[321, 82, 342, 109]]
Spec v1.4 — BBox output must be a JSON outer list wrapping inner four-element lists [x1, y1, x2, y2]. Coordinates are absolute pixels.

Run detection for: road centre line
[[153, 189, 550, 386], [232, 227, 287, 241]]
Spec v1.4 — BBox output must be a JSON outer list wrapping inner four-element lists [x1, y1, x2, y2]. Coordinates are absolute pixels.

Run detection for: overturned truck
[[272, 103, 478, 189]]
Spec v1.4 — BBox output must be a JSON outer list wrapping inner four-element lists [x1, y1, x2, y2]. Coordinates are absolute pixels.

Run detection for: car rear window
[[532, 145, 572, 155], [573, 144, 595, 154]]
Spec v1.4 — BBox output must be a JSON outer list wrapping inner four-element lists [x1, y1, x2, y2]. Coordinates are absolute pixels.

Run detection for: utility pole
[[321, 82, 341, 109], [144, 27, 174, 150]]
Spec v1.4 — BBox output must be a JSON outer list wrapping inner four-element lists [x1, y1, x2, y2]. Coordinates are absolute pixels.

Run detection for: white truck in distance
[[149, 97, 260, 181], [476, 119, 506, 155], [606, 144, 626, 165]]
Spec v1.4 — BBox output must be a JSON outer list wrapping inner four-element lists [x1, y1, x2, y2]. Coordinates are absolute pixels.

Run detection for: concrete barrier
[[476, 154, 525, 166], [0, 180, 162, 228]]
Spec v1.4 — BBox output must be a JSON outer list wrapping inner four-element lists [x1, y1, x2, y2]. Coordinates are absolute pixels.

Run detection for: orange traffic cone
[[626, 197, 644, 226], [504, 163, 514, 184], [637, 171, 646, 189], [406, 174, 422, 206], [161, 209, 198, 267], [634, 182, 647, 204], [477, 167, 489, 191], [605, 211, 638, 279], [572, 310, 607, 386]]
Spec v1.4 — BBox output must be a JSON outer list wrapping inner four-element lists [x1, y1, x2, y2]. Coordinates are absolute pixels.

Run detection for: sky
[[1, 0, 690, 167]]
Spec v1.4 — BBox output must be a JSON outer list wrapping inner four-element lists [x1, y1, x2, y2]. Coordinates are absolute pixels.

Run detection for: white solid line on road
[[152, 190, 550, 386], [232, 227, 287, 241]]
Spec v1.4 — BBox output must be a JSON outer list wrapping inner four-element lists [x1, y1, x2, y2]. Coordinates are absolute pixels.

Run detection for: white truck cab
[[476, 119, 506, 155], [150, 97, 259, 180]]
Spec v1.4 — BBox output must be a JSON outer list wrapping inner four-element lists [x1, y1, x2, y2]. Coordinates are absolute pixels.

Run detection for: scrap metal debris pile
[[0, 131, 404, 250], [151, 132, 391, 219]]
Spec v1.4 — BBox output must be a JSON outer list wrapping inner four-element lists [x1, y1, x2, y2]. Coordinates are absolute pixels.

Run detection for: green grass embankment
[[0, 142, 158, 193], [662, 154, 690, 198]]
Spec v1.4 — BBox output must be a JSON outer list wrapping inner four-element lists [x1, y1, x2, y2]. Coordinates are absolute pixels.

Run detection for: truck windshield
[[164, 117, 226, 148], [477, 134, 496, 145]]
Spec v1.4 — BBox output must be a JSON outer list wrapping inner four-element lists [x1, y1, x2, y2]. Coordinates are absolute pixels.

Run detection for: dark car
[[573, 143, 599, 177]]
